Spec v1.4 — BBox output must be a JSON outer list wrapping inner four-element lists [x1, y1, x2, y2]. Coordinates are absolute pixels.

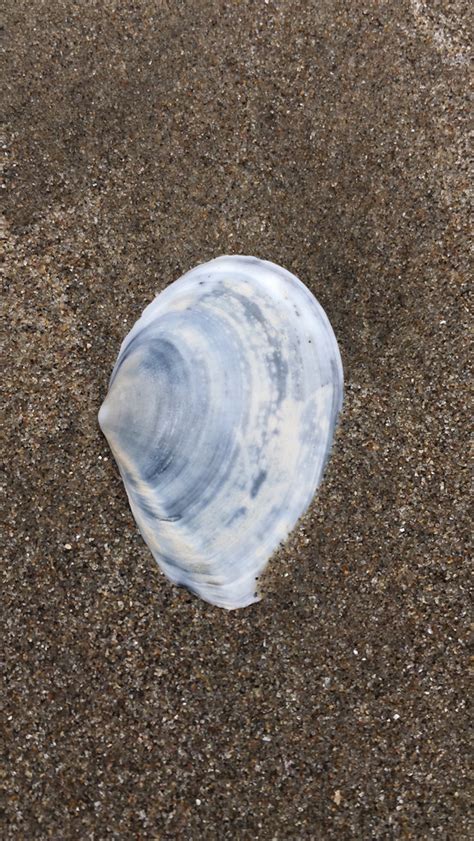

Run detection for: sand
[[3, 1, 471, 838]]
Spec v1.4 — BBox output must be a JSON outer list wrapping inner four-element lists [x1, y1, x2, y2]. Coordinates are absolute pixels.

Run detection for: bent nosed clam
[[99, 256, 343, 609]]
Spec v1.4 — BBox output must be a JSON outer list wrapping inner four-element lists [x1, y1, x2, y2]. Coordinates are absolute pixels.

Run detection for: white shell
[[99, 256, 343, 609]]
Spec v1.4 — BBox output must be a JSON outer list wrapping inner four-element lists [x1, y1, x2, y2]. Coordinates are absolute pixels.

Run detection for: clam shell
[[99, 256, 343, 609]]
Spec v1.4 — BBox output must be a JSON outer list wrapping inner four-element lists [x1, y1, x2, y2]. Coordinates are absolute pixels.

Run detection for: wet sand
[[3, 1, 471, 838]]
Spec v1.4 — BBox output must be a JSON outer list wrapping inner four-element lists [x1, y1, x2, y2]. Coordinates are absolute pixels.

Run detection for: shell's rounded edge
[[112, 255, 344, 391], [163, 563, 263, 611], [125, 495, 264, 610], [99, 255, 344, 610]]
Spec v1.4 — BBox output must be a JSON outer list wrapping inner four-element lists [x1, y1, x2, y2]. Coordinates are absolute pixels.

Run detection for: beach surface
[[3, 1, 470, 838]]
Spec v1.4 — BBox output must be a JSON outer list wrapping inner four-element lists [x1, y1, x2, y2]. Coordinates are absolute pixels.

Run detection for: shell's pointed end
[[98, 399, 110, 434], [98, 391, 124, 453], [98, 352, 162, 467]]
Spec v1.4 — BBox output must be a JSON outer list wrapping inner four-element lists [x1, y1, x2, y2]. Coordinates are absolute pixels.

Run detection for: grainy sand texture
[[3, 1, 471, 839]]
